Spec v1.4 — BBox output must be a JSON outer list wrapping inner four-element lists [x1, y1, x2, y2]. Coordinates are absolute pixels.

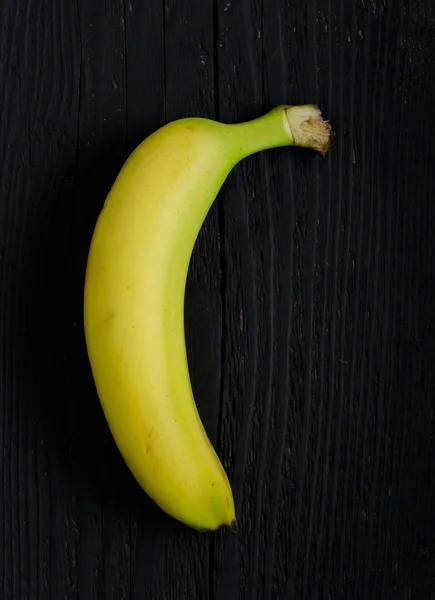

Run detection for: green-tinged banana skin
[[83, 104, 333, 531]]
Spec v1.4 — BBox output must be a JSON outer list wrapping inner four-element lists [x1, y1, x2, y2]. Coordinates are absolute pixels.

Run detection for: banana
[[83, 104, 333, 532]]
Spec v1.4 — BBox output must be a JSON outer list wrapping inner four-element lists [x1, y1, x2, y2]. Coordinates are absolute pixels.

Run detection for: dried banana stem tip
[[284, 104, 334, 156]]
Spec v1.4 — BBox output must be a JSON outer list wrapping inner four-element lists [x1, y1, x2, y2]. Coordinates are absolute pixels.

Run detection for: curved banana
[[83, 104, 333, 531]]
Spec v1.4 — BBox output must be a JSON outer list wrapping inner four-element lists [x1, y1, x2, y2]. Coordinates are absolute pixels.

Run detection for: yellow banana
[[83, 104, 333, 532]]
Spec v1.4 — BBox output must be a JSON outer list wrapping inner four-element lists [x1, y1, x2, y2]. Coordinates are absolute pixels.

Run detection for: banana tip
[[226, 519, 238, 534]]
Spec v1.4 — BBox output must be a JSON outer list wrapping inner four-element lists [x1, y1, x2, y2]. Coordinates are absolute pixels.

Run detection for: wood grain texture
[[1, 1, 83, 598], [0, 0, 435, 599]]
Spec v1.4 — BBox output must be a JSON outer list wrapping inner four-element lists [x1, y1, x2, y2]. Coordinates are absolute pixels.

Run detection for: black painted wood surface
[[1, 1, 435, 598]]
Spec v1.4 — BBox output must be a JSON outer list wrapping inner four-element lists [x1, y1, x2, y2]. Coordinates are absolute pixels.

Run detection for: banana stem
[[226, 104, 334, 160]]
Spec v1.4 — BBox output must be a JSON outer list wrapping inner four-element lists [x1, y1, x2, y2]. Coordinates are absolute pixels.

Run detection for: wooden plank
[[256, 2, 331, 597], [126, 1, 219, 599], [213, 1, 289, 598], [0, 0, 83, 598], [68, 1, 132, 598], [387, 4, 435, 598]]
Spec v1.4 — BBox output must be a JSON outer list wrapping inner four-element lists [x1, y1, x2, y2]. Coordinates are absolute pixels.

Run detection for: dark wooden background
[[1, 0, 435, 598]]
